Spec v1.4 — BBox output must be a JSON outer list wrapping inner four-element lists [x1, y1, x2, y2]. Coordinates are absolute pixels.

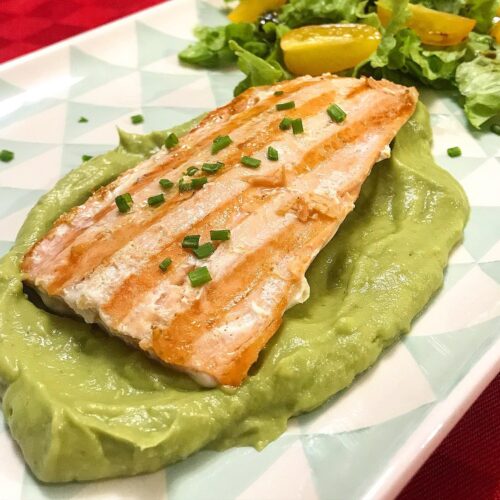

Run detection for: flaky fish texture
[[22, 75, 418, 386]]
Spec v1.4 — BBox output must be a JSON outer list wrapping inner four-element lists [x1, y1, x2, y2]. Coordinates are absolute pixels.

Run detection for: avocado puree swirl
[[0, 103, 468, 482]]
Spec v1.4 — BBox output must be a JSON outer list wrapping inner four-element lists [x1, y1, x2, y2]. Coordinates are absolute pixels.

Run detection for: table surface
[[0, 1, 499, 498]]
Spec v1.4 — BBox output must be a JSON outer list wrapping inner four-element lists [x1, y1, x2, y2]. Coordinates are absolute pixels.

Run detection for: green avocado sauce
[[0, 103, 468, 482]]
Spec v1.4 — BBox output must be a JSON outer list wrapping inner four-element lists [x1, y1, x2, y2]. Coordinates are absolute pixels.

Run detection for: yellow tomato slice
[[492, 22, 500, 43], [228, 0, 287, 23], [281, 24, 382, 76], [377, 2, 476, 46], [491, 6, 500, 43]]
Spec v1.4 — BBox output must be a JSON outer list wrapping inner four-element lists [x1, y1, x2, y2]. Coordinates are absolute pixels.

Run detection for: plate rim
[[0, 0, 192, 72], [368, 336, 500, 500], [0, 2, 499, 498]]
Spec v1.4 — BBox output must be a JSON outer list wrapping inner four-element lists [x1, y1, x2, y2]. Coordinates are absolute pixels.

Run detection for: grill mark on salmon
[[151, 107, 408, 384], [153, 212, 335, 382], [101, 188, 256, 323], [102, 83, 414, 324], [50, 79, 402, 297], [41, 85, 345, 293], [22, 79, 321, 279], [22, 75, 418, 386]]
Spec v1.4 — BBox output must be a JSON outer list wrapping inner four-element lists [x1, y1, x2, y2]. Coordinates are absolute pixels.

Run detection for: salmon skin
[[22, 75, 418, 387]]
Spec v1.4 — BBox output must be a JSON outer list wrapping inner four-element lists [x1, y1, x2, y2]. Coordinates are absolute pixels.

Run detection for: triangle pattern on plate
[[0, 203, 40, 241], [196, 0, 229, 26], [479, 262, 500, 285], [460, 157, 500, 206], [236, 440, 318, 500], [406, 315, 500, 397], [0, 146, 63, 190], [0, 102, 67, 144], [142, 53, 205, 75], [0, 79, 22, 100], [430, 112, 488, 158], [69, 47, 134, 98], [139, 3, 198, 41], [480, 239, 500, 263], [463, 206, 500, 261], [297, 344, 435, 435], [147, 75, 217, 109], [64, 101, 135, 141], [77, 21, 139, 69], [73, 72, 145, 108], [411, 266, 500, 336], [140, 70, 201, 104], [136, 21, 192, 68]]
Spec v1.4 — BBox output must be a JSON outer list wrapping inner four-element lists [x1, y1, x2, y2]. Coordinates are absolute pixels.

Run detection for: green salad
[[179, 0, 500, 129]]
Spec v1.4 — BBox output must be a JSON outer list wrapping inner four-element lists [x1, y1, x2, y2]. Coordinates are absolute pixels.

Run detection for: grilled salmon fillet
[[22, 75, 418, 386]]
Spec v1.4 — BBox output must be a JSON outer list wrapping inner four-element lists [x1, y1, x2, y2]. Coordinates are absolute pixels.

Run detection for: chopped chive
[[193, 242, 215, 259], [182, 235, 200, 249], [188, 266, 212, 287], [179, 179, 193, 192], [115, 193, 133, 213], [0, 149, 14, 162], [159, 178, 174, 189], [291, 118, 304, 135], [491, 124, 500, 135], [159, 257, 172, 271], [279, 117, 292, 130], [447, 146, 462, 158], [192, 176, 208, 189], [186, 166, 199, 176], [241, 156, 261, 168], [165, 133, 179, 149], [81, 154, 93, 162], [147, 193, 165, 206], [276, 101, 295, 111], [327, 104, 346, 123], [78, 116, 88, 123], [267, 146, 279, 161], [122, 193, 133, 204], [211, 135, 232, 154], [274, 90, 284, 96], [131, 114, 144, 124], [210, 229, 231, 241], [202, 161, 224, 174]]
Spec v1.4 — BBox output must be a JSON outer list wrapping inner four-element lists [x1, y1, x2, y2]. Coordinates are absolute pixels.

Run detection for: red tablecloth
[[0, 1, 499, 498]]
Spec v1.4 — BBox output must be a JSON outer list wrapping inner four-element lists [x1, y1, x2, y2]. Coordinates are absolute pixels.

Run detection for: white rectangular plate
[[0, 1, 499, 498]]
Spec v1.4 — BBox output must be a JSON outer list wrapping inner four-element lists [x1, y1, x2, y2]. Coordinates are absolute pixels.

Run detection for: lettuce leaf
[[371, 28, 467, 88], [179, 25, 237, 68], [413, 0, 500, 32], [456, 54, 500, 127], [370, 0, 411, 68], [465, 31, 497, 55], [411, 0, 466, 13], [178, 0, 499, 127], [179, 23, 272, 69], [369, 1, 499, 101], [278, 0, 368, 28], [369, 0, 461, 87], [229, 39, 290, 95], [463, 0, 500, 32]]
